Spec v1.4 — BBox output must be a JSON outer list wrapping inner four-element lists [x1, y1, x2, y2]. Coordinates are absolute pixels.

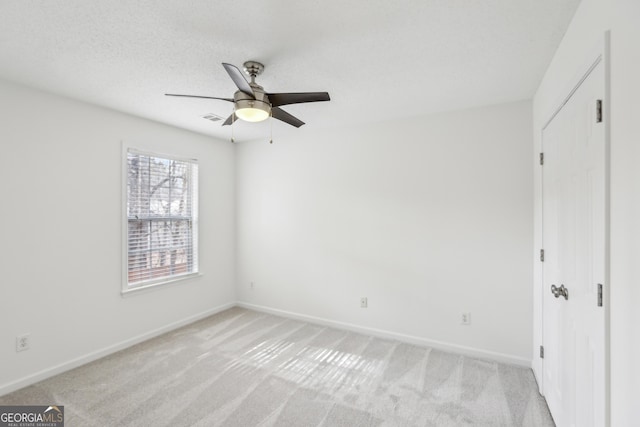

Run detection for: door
[[541, 59, 606, 427]]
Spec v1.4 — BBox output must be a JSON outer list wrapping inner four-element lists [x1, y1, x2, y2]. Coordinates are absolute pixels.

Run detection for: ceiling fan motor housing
[[234, 86, 271, 121]]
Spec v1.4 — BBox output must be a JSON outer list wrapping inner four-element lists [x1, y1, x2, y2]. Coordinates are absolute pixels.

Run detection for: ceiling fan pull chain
[[231, 107, 235, 143], [269, 108, 273, 144]]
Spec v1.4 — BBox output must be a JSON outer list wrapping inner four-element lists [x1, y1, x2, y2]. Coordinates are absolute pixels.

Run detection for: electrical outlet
[[360, 297, 368, 308], [461, 312, 471, 325], [16, 334, 30, 352]]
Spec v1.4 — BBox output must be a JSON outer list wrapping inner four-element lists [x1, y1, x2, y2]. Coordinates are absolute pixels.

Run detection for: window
[[125, 149, 198, 291]]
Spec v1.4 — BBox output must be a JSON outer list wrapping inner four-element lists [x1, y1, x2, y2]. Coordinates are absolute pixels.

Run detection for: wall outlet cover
[[16, 334, 30, 352], [461, 313, 471, 325]]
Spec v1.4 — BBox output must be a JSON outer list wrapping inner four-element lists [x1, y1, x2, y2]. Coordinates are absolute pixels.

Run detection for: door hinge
[[596, 99, 603, 123], [540, 345, 544, 359], [598, 283, 603, 307], [540, 249, 545, 262], [539, 152, 544, 166]]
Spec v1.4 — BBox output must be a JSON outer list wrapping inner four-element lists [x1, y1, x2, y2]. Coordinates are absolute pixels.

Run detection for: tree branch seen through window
[[126, 150, 198, 288]]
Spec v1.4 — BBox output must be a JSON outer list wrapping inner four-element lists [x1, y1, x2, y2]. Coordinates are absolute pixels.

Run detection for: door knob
[[551, 284, 569, 300]]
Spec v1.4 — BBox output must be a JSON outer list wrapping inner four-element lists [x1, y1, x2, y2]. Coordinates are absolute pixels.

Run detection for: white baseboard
[[0, 302, 235, 397], [532, 365, 544, 394], [236, 301, 531, 367]]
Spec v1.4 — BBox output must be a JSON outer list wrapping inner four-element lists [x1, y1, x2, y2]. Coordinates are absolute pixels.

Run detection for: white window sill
[[121, 272, 202, 297]]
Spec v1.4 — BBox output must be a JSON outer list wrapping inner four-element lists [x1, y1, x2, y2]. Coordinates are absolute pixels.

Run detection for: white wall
[[0, 80, 236, 395], [236, 101, 533, 364], [533, 0, 640, 423]]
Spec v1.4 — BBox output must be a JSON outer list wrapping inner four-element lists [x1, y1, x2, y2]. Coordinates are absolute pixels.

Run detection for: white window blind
[[126, 150, 198, 289]]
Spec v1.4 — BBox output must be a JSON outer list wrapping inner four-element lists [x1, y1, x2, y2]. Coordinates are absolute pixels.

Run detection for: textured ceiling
[[0, 0, 580, 142]]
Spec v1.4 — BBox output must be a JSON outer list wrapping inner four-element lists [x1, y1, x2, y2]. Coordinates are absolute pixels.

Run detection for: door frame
[[535, 31, 611, 426]]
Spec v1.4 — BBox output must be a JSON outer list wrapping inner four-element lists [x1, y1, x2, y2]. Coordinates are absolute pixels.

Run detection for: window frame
[[121, 145, 200, 295]]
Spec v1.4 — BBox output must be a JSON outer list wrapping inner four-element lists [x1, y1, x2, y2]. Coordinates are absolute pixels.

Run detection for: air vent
[[202, 113, 224, 122]]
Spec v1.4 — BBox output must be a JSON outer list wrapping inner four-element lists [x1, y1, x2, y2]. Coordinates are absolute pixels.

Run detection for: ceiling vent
[[201, 113, 224, 122]]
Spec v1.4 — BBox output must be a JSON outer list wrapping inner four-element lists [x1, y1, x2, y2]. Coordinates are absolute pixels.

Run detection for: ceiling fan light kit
[[165, 60, 330, 138], [234, 99, 271, 122]]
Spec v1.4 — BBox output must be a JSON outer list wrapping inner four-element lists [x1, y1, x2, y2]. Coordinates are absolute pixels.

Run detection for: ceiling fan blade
[[271, 107, 305, 128], [221, 112, 238, 126], [165, 93, 234, 102], [266, 92, 330, 107], [222, 63, 255, 98]]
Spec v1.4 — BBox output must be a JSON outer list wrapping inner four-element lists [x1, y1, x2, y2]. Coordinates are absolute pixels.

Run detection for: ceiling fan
[[165, 61, 330, 128]]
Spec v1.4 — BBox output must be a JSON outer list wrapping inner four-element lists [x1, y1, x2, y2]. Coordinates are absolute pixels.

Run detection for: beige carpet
[[0, 307, 554, 426]]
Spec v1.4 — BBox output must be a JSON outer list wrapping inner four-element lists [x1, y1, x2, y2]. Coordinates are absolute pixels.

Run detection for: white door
[[542, 59, 607, 427]]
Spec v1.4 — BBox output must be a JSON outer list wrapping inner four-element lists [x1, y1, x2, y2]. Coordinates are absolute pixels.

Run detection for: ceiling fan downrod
[[243, 61, 264, 84]]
